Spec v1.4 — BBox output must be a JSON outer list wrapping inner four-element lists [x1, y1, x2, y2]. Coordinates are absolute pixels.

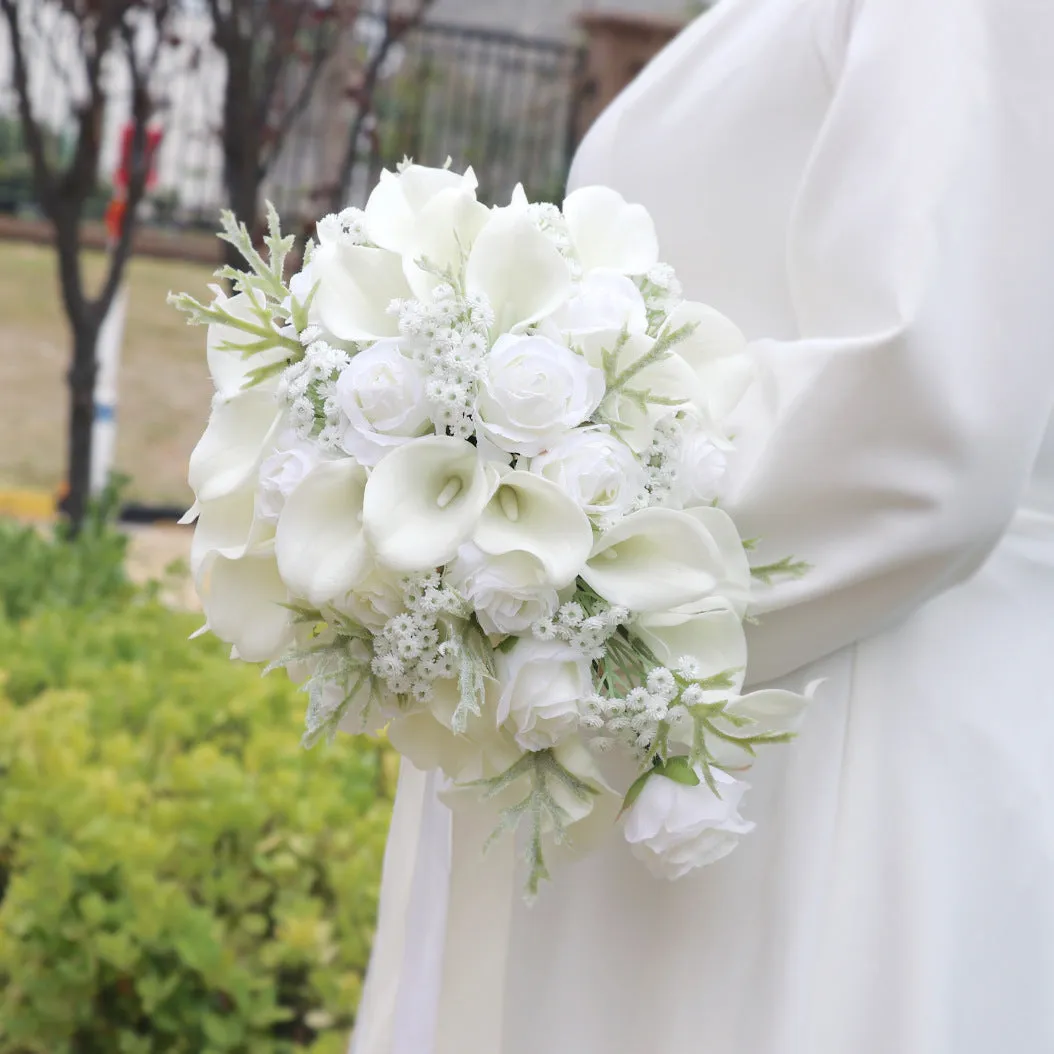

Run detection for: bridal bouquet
[[172, 162, 811, 896]]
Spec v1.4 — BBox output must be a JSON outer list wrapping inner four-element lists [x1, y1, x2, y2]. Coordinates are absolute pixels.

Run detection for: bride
[[351, 0, 1054, 1050]]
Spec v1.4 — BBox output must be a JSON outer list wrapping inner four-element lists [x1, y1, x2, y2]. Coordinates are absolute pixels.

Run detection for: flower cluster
[[172, 162, 811, 895], [371, 573, 466, 699]]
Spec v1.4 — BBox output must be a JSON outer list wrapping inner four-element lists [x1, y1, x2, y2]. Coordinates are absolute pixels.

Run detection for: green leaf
[[658, 755, 701, 787]]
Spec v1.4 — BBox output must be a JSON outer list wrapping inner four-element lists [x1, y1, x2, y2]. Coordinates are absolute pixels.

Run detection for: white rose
[[387, 677, 521, 782], [529, 426, 643, 524], [476, 333, 605, 457], [335, 340, 430, 466], [546, 269, 648, 337], [623, 766, 754, 880], [446, 544, 559, 637], [255, 433, 328, 524], [496, 638, 591, 751], [671, 417, 728, 508], [331, 563, 405, 632]]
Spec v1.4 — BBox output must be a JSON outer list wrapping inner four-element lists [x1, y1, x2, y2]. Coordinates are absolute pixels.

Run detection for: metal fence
[[0, 8, 585, 232]]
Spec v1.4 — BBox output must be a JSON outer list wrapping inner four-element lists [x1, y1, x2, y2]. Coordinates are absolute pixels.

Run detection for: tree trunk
[[62, 316, 101, 534], [224, 167, 261, 273]]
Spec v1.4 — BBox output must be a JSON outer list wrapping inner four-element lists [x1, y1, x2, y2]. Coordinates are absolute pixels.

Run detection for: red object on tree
[[114, 123, 163, 190], [104, 197, 128, 242]]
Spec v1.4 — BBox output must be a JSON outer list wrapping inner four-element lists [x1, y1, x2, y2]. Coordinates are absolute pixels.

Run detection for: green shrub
[[0, 482, 133, 622], [0, 600, 393, 1053]]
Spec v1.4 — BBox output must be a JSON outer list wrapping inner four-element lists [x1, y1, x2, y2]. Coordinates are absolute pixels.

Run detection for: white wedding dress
[[351, 0, 1054, 1050]]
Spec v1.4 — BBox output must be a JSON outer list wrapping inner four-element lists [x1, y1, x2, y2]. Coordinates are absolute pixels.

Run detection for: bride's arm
[[726, 0, 1054, 685]]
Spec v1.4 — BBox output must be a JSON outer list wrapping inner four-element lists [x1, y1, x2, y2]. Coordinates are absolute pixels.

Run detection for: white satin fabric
[[351, 0, 1054, 1050]]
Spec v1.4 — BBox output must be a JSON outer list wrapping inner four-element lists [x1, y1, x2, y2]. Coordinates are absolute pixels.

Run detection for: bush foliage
[[0, 482, 133, 622], [0, 595, 393, 1053]]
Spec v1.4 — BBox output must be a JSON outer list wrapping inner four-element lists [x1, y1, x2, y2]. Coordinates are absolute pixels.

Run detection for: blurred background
[[0, 0, 706, 1050], [0, 0, 705, 512]]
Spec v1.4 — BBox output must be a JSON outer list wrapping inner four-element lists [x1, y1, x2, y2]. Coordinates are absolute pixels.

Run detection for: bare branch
[[328, 0, 435, 213], [261, 4, 356, 178], [0, 0, 57, 211]]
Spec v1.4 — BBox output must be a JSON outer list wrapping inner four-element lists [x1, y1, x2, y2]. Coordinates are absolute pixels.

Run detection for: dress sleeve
[[723, 0, 1054, 685]]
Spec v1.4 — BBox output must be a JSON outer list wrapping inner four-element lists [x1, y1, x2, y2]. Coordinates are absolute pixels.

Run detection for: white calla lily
[[362, 435, 497, 572], [188, 388, 284, 503], [198, 551, 292, 664], [562, 185, 659, 275], [465, 208, 572, 333], [583, 508, 733, 612], [364, 162, 477, 253], [275, 458, 371, 606], [206, 290, 290, 399], [706, 682, 821, 769], [635, 603, 748, 694], [661, 301, 754, 422], [402, 185, 490, 299], [682, 505, 753, 615], [474, 470, 593, 588], [312, 242, 412, 342], [190, 487, 273, 580]]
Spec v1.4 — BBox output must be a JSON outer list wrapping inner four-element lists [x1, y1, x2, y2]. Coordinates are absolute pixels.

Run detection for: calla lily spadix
[[474, 470, 593, 588], [362, 435, 498, 572], [275, 458, 371, 607]]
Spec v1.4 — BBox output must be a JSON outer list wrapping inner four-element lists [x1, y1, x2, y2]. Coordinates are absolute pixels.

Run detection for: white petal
[[199, 551, 292, 663], [313, 242, 411, 342], [707, 685, 816, 769], [473, 470, 593, 588], [188, 389, 282, 503], [635, 604, 747, 688], [275, 458, 371, 606], [465, 209, 572, 333], [402, 186, 490, 299], [663, 301, 754, 421], [362, 436, 497, 572], [207, 291, 289, 399], [562, 185, 659, 275], [681, 505, 753, 615], [364, 164, 476, 253], [578, 329, 695, 452], [190, 487, 273, 580], [583, 508, 727, 612]]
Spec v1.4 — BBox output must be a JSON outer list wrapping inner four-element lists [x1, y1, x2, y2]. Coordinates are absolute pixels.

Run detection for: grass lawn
[[0, 239, 216, 506]]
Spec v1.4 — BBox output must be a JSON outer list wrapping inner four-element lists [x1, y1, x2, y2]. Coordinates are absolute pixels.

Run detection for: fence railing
[[0, 10, 586, 234]]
